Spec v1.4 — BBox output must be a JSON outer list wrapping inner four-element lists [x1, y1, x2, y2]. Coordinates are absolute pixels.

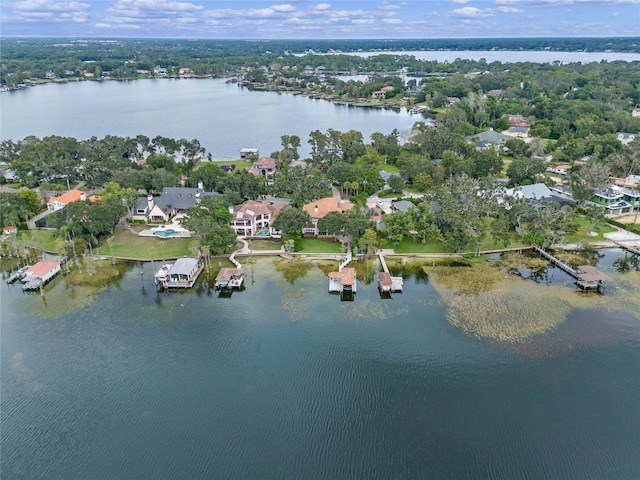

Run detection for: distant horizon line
[[2, 35, 640, 41]]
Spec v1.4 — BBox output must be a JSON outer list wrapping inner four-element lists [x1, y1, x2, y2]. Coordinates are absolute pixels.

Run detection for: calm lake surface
[[332, 50, 640, 63], [2, 250, 640, 479], [0, 78, 417, 160]]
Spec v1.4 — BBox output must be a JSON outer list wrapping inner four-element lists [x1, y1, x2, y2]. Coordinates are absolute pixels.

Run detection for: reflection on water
[[2, 253, 639, 479]]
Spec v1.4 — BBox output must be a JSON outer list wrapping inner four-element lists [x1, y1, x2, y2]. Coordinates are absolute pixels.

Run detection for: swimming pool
[[152, 229, 180, 238]]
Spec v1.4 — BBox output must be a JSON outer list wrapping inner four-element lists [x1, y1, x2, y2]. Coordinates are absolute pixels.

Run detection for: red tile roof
[[26, 261, 60, 277], [329, 267, 355, 286], [303, 197, 355, 219], [48, 189, 84, 206]]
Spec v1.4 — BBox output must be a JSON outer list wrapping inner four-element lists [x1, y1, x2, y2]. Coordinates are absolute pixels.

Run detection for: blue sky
[[1, 0, 639, 38]]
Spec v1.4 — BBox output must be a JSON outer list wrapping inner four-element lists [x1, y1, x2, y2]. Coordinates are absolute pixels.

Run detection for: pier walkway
[[377, 251, 403, 293], [531, 245, 608, 292], [611, 240, 640, 256]]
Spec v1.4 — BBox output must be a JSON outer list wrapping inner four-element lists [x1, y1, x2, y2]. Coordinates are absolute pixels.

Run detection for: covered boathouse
[[160, 257, 203, 289], [328, 267, 357, 294], [215, 268, 245, 290], [22, 261, 61, 291]]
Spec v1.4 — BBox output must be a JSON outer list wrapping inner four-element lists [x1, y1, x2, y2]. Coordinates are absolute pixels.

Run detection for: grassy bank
[[95, 226, 196, 260]]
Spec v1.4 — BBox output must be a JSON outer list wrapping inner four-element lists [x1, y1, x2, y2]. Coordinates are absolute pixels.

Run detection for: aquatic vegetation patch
[[314, 259, 340, 276], [350, 259, 376, 285], [426, 258, 640, 343], [497, 252, 548, 272], [273, 258, 313, 284], [64, 259, 130, 296], [423, 260, 505, 295], [444, 279, 572, 343]]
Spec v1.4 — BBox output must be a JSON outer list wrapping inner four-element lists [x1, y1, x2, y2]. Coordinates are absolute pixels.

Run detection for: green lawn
[[295, 237, 343, 253], [248, 238, 282, 251], [380, 237, 448, 254], [379, 232, 527, 254], [565, 216, 617, 243], [381, 164, 400, 174], [14, 229, 64, 252], [212, 159, 252, 170], [377, 189, 403, 199], [95, 227, 196, 260]]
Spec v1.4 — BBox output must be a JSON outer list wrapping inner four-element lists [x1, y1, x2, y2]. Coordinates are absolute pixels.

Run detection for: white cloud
[[497, 6, 522, 12], [105, 0, 204, 24], [3, 0, 90, 23], [451, 0, 470, 3], [382, 17, 402, 23], [271, 4, 296, 12], [451, 7, 494, 18], [495, 0, 639, 5]]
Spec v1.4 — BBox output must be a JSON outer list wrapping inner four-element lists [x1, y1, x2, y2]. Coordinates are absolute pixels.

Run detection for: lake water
[[2, 250, 639, 479], [0, 78, 417, 160], [327, 50, 640, 63]]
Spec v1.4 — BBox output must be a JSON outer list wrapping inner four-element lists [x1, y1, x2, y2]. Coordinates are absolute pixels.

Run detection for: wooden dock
[[377, 251, 403, 293], [531, 246, 608, 292]]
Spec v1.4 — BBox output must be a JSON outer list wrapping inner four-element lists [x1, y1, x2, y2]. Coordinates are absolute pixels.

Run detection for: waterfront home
[[47, 189, 86, 211], [504, 183, 575, 208], [214, 268, 245, 290], [372, 86, 394, 99], [589, 186, 639, 217], [230, 200, 286, 238], [160, 257, 203, 289], [132, 184, 217, 222], [301, 197, 355, 236], [248, 156, 277, 182], [22, 261, 61, 290]]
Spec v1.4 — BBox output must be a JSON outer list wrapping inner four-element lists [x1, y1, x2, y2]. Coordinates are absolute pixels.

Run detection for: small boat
[[7, 266, 29, 284], [154, 263, 173, 285]]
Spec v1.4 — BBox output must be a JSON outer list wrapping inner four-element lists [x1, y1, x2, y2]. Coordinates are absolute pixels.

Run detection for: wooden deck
[[377, 251, 403, 293], [532, 246, 607, 292]]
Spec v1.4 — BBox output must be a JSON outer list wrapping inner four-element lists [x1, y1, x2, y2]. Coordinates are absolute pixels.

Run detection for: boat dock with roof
[[156, 257, 203, 289], [377, 251, 403, 294], [215, 268, 245, 290], [328, 249, 356, 298], [532, 246, 608, 292]]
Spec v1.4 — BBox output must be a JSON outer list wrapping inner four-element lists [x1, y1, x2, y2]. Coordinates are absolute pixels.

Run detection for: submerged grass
[[273, 258, 314, 284], [423, 256, 640, 343]]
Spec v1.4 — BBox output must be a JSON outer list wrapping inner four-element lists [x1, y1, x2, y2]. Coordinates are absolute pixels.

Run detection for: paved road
[[27, 209, 53, 230]]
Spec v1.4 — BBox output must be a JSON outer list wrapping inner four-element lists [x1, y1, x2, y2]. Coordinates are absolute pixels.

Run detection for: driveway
[[604, 227, 640, 246]]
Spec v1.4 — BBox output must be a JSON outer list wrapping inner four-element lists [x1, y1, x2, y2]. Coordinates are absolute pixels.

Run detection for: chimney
[[197, 180, 204, 190], [147, 194, 154, 211]]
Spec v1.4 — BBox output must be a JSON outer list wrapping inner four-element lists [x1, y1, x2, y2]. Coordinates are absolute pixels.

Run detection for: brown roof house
[[230, 200, 287, 238], [248, 156, 277, 182], [302, 197, 355, 236]]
